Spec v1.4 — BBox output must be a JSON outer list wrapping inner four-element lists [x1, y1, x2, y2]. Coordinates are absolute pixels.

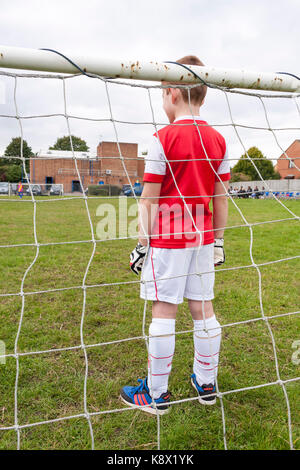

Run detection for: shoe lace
[[134, 378, 148, 394]]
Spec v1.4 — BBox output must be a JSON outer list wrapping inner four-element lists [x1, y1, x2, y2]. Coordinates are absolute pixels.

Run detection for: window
[[288, 160, 296, 168]]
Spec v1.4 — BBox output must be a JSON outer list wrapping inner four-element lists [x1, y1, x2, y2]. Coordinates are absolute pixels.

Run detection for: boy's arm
[[129, 182, 161, 275], [130, 135, 165, 275], [213, 180, 229, 266], [213, 180, 229, 238], [138, 182, 162, 246]]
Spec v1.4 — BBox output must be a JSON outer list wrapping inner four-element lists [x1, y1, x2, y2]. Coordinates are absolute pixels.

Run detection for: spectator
[[238, 186, 246, 198], [253, 185, 259, 198], [230, 187, 239, 198]]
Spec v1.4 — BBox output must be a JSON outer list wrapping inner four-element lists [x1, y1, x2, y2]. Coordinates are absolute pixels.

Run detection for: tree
[[50, 135, 89, 152], [232, 147, 280, 181], [0, 163, 23, 183], [4, 137, 33, 165], [230, 172, 249, 183], [1, 137, 33, 181]]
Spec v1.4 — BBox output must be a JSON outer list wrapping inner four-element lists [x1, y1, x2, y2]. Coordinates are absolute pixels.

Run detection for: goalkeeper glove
[[130, 242, 147, 275], [214, 238, 225, 266]]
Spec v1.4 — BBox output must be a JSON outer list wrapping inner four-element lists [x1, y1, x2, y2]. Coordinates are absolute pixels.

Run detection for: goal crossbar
[[1, 45, 300, 92]]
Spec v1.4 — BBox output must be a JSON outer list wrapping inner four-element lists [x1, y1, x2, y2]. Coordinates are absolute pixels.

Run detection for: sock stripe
[[195, 357, 210, 366], [152, 372, 171, 376], [195, 349, 219, 358], [195, 358, 217, 369], [149, 353, 174, 360]]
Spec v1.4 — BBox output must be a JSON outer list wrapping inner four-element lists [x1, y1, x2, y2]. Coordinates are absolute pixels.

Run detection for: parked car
[[123, 184, 143, 197], [11, 183, 18, 195], [0, 182, 9, 195], [26, 184, 42, 196], [121, 184, 131, 195], [50, 184, 62, 196]]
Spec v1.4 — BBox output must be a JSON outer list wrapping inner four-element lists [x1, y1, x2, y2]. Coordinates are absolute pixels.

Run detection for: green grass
[[0, 196, 299, 450]]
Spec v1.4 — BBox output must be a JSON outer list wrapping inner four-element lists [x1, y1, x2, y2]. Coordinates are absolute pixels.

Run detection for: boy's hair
[[165, 55, 207, 106]]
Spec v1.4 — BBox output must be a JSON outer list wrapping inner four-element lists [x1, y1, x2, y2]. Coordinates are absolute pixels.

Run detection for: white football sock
[[148, 318, 176, 399], [193, 315, 221, 386]]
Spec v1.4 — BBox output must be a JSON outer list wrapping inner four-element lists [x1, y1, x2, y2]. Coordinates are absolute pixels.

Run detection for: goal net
[[0, 46, 299, 451]]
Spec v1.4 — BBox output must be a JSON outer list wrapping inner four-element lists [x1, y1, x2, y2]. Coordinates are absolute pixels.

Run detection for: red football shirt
[[143, 116, 230, 248]]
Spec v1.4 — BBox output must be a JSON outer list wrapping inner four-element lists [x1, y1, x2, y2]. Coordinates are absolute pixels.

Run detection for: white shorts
[[140, 244, 215, 305]]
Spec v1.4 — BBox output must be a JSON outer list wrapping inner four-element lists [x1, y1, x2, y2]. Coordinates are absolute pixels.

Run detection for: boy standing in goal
[[120, 56, 230, 414]]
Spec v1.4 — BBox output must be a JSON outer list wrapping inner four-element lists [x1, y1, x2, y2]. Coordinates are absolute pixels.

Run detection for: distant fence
[[231, 179, 300, 192]]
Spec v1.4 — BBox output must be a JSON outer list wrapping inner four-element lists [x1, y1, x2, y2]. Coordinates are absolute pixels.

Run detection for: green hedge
[[88, 184, 122, 196]]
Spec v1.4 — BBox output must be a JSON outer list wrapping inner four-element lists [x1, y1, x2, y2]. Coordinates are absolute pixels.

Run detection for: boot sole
[[119, 394, 170, 415], [191, 378, 216, 405]]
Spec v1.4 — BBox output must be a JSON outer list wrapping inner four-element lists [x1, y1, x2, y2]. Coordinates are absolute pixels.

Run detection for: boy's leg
[[189, 299, 214, 321], [184, 245, 221, 402], [189, 299, 221, 388], [120, 248, 188, 414], [141, 248, 192, 398], [148, 301, 177, 399], [152, 300, 177, 319]]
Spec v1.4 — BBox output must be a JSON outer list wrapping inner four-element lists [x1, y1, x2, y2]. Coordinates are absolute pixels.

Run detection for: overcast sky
[[0, 0, 299, 167]]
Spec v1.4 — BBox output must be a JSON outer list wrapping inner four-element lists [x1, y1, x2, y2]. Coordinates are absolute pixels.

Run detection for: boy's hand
[[214, 238, 225, 266], [130, 243, 147, 275]]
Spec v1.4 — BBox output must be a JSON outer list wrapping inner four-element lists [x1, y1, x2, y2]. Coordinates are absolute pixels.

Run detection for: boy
[[120, 56, 230, 415]]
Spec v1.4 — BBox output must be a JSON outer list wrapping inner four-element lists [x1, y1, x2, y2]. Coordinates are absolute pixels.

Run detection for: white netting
[[0, 68, 299, 450]]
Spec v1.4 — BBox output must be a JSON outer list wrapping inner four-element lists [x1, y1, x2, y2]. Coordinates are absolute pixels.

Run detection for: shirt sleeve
[[216, 144, 231, 181], [143, 136, 166, 183]]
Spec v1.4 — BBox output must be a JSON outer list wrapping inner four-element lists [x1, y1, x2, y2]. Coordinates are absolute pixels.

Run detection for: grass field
[[0, 195, 299, 450]]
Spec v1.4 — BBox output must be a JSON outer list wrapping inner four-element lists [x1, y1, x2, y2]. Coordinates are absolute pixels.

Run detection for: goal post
[[1, 44, 300, 92], [0, 45, 299, 451]]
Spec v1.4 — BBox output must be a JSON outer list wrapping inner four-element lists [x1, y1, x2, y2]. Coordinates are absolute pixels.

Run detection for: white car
[[50, 184, 63, 196], [0, 182, 9, 195]]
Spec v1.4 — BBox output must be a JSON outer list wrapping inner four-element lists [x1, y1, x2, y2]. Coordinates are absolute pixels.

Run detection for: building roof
[[36, 149, 97, 159], [98, 141, 138, 146], [278, 139, 300, 159]]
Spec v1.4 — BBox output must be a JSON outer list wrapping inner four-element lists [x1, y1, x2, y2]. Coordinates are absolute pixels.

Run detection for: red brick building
[[30, 141, 145, 193], [275, 140, 300, 179]]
